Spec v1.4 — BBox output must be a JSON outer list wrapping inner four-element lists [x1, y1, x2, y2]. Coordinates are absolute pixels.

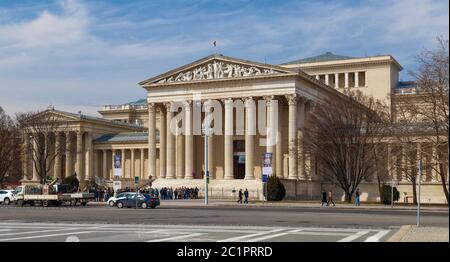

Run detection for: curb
[[386, 225, 412, 242]]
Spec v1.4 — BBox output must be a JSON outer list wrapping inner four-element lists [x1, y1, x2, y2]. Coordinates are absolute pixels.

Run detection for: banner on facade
[[113, 153, 122, 177], [262, 152, 273, 177]]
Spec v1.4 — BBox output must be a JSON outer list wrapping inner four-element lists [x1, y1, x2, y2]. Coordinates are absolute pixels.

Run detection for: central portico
[[139, 54, 348, 191]]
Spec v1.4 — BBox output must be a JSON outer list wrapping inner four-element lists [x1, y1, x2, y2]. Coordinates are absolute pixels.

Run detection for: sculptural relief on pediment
[[156, 60, 284, 84]]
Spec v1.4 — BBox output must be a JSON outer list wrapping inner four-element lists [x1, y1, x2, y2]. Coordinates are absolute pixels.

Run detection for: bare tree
[[16, 109, 70, 184], [305, 91, 385, 202], [407, 36, 449, 204], [0, 107, 22, 188]]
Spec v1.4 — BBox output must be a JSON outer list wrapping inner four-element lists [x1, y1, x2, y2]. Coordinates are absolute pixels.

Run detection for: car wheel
[[4, 198, 10, 205], [108, 201, 115, 207], [141, 202, 148, 209], [117, 202, 124, 208], [42, 201, 50, 207]]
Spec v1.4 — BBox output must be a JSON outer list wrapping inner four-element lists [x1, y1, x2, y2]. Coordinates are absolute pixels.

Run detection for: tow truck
[[14, 179, 95, 207]]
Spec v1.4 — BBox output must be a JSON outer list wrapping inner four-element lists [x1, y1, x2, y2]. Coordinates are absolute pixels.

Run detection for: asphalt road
[[0, 201, 448, 229], [0, 222, 395, 242]]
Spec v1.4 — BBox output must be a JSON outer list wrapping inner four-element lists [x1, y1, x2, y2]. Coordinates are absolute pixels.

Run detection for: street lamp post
[[204, 129, 209, 206], [417, 159, 422, 227]]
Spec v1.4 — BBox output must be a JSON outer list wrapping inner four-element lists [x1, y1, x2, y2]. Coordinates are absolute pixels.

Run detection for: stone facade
[[21, 53, 448, 203]]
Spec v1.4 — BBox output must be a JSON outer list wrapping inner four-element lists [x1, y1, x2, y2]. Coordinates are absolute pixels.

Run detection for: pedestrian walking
[[244, 188, 249, 204], [355, 188, 361, 206], [321, 191, 327, 206], [237, 189, 243, 204], [327, 190, 335, 207]]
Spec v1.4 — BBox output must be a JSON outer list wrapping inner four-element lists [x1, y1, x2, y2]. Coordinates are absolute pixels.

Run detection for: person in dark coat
[[237, 189, 243, 204], [321, 191, 327, 206], [244, 189, 249, 204]]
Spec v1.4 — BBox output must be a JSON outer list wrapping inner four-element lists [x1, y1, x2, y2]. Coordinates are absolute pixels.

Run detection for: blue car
[[116, 193, 160, 209]]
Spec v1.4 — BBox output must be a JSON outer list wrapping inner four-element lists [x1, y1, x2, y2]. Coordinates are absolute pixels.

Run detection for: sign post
[[417, 160, 422, 227], [134, 176, 139, 209], [204, 122, 211, 206]]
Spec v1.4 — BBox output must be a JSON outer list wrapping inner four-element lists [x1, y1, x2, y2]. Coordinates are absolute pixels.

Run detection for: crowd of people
[[88, 187, 115, 202], [236, 188, 250, 204], [321, 189, 361, 206], [159, 187, 200, 200]]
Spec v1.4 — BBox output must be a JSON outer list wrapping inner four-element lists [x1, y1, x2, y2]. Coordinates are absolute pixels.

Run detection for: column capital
[[148, 102, 156, 112], [183, 100, 193, 109], [221, 97, 234, 104], [285, 94, 298, 105], [164, 102, 173, 110], [244, 97, 255, 107], [263, 95, 275, 102]]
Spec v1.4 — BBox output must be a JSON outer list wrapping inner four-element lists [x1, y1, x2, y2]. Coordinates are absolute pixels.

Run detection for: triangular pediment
[[139, 54, 297, 85]]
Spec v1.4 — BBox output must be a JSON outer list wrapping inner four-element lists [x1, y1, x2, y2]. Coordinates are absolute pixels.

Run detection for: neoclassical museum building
[[21, 52, 448, 203]]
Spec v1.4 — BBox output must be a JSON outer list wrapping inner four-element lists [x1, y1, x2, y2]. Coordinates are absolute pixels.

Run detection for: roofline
[[138, 53, 298, 86], [47, 109, 146, 131], [281, 55, 403, 71]]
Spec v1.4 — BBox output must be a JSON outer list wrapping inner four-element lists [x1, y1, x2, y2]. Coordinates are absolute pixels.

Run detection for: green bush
[[263, 176, 286, 201], [380, 184, 400, 205]]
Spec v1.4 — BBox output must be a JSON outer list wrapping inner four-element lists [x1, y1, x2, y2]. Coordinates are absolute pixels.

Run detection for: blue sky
[[0, 0, 448, 116]]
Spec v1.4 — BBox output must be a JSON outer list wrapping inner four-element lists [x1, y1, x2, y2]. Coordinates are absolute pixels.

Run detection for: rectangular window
[[358, 72, 366, 87]]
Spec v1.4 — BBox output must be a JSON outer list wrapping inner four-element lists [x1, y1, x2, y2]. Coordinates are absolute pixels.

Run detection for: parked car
[[0, 190, 16, 205], [106, 192, 133, 206], [116, 193, 160, 209]]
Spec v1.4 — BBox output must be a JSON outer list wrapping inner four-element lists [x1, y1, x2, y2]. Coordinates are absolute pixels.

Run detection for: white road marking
[[218, 228, 286, 242], [0, 222, 391, 242], [146, 233, 205, 242], [291, 232, 352, 236], [245, 232, 291, 242], [364, 230, 390, 242], [337, 230, 370, 242], [0, 227, 83, 237], [0, 231, 95, 241]]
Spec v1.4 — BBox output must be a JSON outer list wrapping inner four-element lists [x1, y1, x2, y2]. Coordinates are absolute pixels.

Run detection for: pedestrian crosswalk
[[0, 222, 394, 242]]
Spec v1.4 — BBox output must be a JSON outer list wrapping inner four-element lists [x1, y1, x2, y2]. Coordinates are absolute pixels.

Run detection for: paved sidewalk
[[89, 199, 449, 212], [388, 225, 449, 242]]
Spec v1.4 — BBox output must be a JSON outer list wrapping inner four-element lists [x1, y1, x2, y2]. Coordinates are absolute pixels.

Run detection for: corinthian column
[[102, 150, 107, 179], [264, 96, 277, 177], [166, 102, 175, 179], [297, 98, 306, 180], [65, 132, 73, 178], [148, 102, 157, 179], [244, 97, 255, 180], [286, 94, 298, 179], [75, 131, 83, 180], [159, 105, 166, 178], [54, 132, 62, 179], [176, 104, 185, 179], [32, 137, 39, 181], [224, 98, 234, 180], [85, 132, 93, 181], [23, 135, 30, 180], [185, 101, 194, 179]]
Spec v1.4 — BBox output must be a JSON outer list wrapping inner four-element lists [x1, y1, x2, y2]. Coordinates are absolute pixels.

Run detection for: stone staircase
[[151, 179, 264, 200]]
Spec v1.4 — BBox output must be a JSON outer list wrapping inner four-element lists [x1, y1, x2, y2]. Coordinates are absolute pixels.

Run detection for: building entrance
[[233, 140, 245, 179]]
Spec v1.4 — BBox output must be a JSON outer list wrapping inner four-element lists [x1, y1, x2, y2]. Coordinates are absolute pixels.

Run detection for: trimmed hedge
[[380, 184, 400, 205], [263, 176, 286, 201]]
